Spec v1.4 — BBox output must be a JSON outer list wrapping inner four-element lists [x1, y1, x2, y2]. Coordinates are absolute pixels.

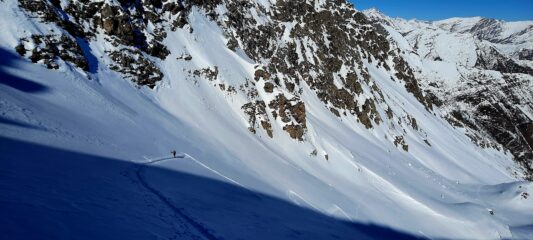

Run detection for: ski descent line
[[136, 154, 219, 240]]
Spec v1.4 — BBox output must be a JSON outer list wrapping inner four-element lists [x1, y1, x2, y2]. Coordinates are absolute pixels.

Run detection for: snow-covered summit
[[434, 17, 533, 44]]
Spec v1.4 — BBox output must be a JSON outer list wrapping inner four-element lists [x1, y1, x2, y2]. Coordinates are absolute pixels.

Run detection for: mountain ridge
[[362, 7, 533, 179]]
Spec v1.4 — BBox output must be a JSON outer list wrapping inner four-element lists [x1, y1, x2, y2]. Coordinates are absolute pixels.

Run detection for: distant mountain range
[[365, 8, 533, 178]]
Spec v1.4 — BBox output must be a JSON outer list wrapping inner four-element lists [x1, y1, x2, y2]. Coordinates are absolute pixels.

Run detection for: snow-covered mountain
[[1, 1, 532, 239], [364, 8, 533, 181]]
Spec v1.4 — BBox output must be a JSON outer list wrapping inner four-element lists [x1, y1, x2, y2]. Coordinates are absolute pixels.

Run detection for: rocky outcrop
[[15, 0, 529, 176], [192, 67, 219, 82], [242, 100, 268, 133], [518, 49, 533, 61], [268, 94, 306, 140], [108, 49, 163, 88], [469, 18, 505, 42], [206, 0, 433, 142], [19, 0, 87, 38], [445, 73, 533, 179], [476, 46, 533, 75], [16, 0, 183, 88], [394, 136, 409, 152], [14, 0, 434, 145], [15, 34, 88, 71]]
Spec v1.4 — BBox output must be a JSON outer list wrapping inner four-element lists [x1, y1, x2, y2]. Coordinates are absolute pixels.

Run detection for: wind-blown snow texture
[[0, 0, 532, 239]]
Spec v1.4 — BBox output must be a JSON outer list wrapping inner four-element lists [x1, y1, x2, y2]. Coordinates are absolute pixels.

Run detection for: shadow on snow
[[0, 48, 49, 94], [0, 136, 425, 240], [0, 116, 47, 131]]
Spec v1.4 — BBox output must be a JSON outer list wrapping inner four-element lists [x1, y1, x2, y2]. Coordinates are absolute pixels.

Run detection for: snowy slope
[[363, 8, 533, 181], [1, 1, 533, 239]]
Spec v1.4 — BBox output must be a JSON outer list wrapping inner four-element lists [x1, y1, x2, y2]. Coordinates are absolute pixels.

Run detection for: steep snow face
[[434, 17, 533, 46], [364, 10, 533, 58], [1, 0, 532, 239], [364, 9, 533, 180]]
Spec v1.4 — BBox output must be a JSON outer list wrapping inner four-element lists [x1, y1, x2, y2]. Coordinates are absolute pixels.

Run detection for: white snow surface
[[363, 8, 533, 63], [1, 1, 532, 239]]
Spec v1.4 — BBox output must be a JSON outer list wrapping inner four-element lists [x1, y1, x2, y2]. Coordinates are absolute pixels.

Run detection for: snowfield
[[1, 1, 532, 239]]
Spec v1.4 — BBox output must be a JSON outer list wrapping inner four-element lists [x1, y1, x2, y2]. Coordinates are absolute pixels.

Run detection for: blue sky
[[350, 0, 533, 21]]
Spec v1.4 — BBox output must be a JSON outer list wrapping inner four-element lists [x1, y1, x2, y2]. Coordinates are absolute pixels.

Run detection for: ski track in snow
[[136, 155, 219, 240], [287, 190, 322, 213], [183, 153, 246, 188]]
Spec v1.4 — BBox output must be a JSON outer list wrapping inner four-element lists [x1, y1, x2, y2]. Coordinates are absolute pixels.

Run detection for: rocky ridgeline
[[15, 0, 440, 151], [363, 10, 533, 179], [475, 46, 533, 75], [468, 18, 533, 45]]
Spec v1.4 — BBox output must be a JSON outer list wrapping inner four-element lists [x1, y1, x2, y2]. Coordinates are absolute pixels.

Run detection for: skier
[[171, 150, 177, 158]]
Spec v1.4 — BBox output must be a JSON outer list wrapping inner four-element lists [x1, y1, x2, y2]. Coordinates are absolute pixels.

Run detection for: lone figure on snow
[[171, 150, 177, 158]]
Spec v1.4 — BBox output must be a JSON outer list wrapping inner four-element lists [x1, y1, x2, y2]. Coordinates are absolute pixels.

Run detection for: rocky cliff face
[[364, 9, 533, 179], [10, 0, 531, 178], [14, 0, 435, 150], [220, 0, 436, 140]]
